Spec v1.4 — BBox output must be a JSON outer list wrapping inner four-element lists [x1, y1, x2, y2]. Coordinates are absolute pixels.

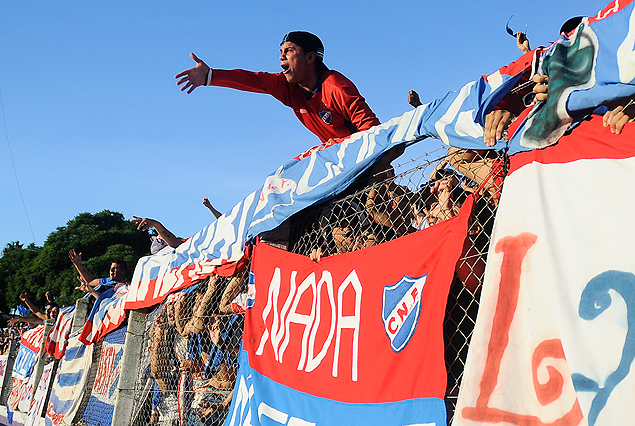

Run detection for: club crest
[[382, 275, 427, 352], [319, 110, 333, 124]]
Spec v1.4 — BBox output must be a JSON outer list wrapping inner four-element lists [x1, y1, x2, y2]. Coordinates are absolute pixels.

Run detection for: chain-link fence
[[129, 269, 250, 426]]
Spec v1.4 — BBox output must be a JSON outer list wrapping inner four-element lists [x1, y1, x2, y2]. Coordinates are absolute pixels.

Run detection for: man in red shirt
[[175, 31, 380, 144]]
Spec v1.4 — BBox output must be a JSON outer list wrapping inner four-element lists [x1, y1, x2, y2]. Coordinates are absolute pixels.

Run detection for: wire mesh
[[125, 143, 504, 425], [131, 270, 249, 426]]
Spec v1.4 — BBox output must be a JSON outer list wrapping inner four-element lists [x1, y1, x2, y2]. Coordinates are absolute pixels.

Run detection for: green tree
[[0, 242, 41, 314], [0, 210, 151, 310]]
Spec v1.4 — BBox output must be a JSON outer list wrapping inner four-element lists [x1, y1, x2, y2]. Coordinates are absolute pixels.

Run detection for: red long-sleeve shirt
[[211, 68, 380, 143]]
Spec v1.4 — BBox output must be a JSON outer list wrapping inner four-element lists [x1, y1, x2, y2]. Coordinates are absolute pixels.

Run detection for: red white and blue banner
[[0, 355, 7, 388], [45, 305, 75, 359], [46, 331, 94, 426], [80, 283, 128, 345], [25, 361, 55, 426], [453, 116, 635, 426], [12, 325, 44, 380], [225, 198, 472, 426], [82, 325, 126, 426]]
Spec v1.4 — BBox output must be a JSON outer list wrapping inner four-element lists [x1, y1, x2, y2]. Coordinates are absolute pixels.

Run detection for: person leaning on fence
[[310, 202, 397, 262], [131, 216, 187, 254], [188, 313, 243, 426], [406, 29, 545, 207], [149, 305, 180, 424], [310, 199, 368, 262], [8, 293, 59, 327], [219, 273, 249, 315], [68, 249, 129, 293], [175, 31, 380, 146]]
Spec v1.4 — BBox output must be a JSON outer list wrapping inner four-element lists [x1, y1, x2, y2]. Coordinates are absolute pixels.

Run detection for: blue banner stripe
[[224, 349, 446, 426]]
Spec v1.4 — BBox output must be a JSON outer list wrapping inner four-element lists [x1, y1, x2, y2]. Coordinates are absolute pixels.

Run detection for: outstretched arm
[[408, 90, 423, 108], [516, 32, 531, 54], [131, 216, 183, 249], [175, 53, 211, 94], [75, 277, 100, 298], [68, 249, 95, 284], [184, 276, 220, 334], [19, 293, 46, 320], [219, 275, 245, 313], [9, 316, 43, 327], [202, 197, 222, 219]]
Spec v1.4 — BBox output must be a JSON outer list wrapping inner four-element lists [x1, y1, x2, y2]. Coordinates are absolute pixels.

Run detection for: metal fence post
[[111, 310, 146, 426], [30, 319, 54, 399], [0, 339, 19, 405]]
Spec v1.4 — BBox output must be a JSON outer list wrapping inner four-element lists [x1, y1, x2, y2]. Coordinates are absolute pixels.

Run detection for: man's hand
[[75, 276, 99, 297], [603, 102, 635, 134], [68, 249, 82, 266], [310, 247, 323, 263], [516, 32, 531, 54], [19, 293, 27, 303], [533, 74, 549, 102], [131, 216, 160, 232], [408, 90, 422, 108], [175, 53, 210, 94], [202, 197, 222, 218], [195, 401, 227, 418], [484, 110, 513, 147], [180, 359, 194, 372]]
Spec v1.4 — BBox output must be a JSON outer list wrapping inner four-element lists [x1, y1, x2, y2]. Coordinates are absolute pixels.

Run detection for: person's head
[[45, 302, 59, 320], [352, 222, 398, 252], [109, 260, 127, 282], [320, 199, 366, 254], [280, 31, 325, 86]]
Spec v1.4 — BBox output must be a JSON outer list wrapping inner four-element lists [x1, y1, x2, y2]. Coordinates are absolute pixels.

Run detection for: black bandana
[[281, 31, 324, 60]]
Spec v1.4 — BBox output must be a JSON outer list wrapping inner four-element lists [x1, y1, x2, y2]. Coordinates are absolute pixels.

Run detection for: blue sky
[[0, 0, 608, 250]]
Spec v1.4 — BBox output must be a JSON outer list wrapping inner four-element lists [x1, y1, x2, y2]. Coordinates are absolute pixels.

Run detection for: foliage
[[0, 210, 151, 311]]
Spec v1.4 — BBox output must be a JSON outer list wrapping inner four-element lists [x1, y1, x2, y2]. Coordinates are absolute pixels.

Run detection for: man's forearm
[[154, 223, 183, 249], [72, 262, 95, 284]]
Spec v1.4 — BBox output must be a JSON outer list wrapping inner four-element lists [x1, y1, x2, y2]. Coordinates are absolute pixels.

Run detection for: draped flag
[[46, 331, 94, 426], [82, 326, 126, 426], [79, 283, 128, 345], [45, 305, 75, 359], [25, 362, 55, 426], [510, 0, 635, 150], [0, 355, 7, 388], [12, 325, 44, 380], [453, 116, 635, 426], [225, 196, 472, 426]]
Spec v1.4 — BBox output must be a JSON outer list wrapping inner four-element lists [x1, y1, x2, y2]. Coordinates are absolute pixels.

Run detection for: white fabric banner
[[453, 118, 635, 426]]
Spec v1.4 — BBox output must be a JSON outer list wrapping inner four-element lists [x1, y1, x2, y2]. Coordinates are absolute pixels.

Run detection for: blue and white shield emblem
[[382, 275, 427, 352], [319, 110, 332, 124]]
